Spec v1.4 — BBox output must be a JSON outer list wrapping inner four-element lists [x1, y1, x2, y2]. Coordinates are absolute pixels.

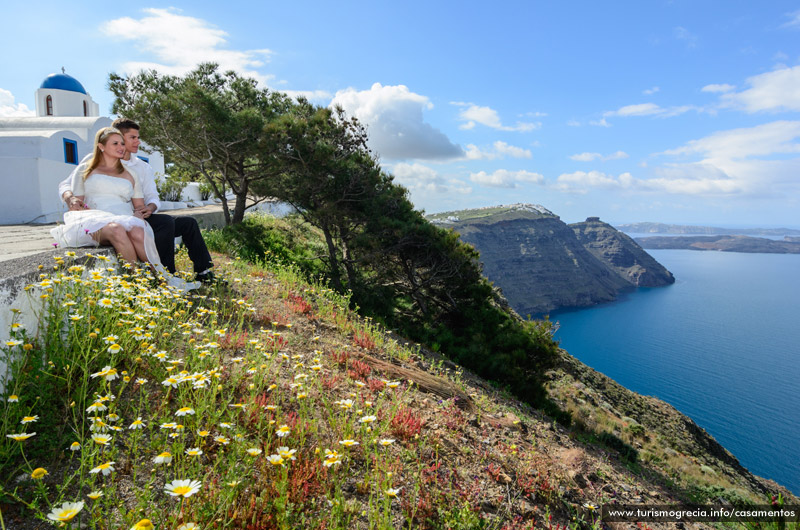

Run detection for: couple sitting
[[52, 118, 216, 286]]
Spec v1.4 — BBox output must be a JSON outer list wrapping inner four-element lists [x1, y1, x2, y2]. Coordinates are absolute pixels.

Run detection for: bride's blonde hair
[[83, 127, 126, 180]]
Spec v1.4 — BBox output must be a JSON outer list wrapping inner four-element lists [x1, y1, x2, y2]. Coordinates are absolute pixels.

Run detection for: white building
[[0, 71, 165, 224]]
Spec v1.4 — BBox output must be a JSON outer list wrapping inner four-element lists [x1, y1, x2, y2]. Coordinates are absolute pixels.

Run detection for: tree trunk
[[323, 227, 343, 291]]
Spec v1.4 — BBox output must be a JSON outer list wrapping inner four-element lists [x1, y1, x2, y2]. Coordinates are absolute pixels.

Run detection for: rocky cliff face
[[571, 218, 676, 286], [429, 205, 674, 315]]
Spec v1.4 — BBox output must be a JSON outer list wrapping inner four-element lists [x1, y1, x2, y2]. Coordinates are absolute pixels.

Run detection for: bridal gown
[[50, 170, 161, 264]]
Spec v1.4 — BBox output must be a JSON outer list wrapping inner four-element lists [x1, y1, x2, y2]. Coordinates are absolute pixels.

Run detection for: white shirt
[[59, 154, 161, 212]]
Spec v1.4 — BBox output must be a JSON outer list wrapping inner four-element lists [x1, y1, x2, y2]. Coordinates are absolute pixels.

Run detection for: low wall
[[0, 248, 115, 393]]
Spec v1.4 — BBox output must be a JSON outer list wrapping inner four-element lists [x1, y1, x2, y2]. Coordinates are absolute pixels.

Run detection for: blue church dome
[[39, 73, 87, 94]]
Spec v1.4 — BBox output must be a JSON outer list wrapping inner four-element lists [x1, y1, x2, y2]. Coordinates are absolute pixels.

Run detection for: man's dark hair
[[111, 118, 140, 134]]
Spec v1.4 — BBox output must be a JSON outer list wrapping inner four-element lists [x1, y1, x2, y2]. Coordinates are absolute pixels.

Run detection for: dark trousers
[[146, 213, 213, 274]]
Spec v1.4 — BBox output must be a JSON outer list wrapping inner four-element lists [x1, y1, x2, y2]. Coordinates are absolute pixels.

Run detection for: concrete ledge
[[0, 204, 228, 264]]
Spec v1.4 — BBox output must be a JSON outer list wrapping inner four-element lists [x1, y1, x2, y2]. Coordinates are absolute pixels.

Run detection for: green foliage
[[204, 213, 325, 279], [686, 484, 754, 508], [596, 431, 639, 464], [156, 171, 186, 202]]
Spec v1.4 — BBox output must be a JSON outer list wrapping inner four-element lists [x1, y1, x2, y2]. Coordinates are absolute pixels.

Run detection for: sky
[[2, 1, 800, 227]]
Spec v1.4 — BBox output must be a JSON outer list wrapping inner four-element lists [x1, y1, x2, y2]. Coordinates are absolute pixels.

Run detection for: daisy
[[31, 467, 48, 479], [275, 424, 291, 437], [246, 448, 262, 456], [7, 395, 18, 402], [322, 450, 342, 468], [129, 417, 145, 429], [214, 436, 230, 445], [6, 432, 35, 441], [185, 447, 203, 457], [87, 491, 103, 500], [153, 452, 172, 464], [47, 501, 84, 523], [339, 439, 359, 448], [98, 298, 114, 308], [177, 524, 199, 530], [277, 446, 297, 461], [385, 487, 402, 498], [89, 461, 115, 476], [175, 407, 195, 416], [359, 415, 377, 424], [20, 415, 39, 424], [86, 401, 107, 413], [164, 479, 202, 498], [69, 441, 81, 451], [267, 454, 285, 467], [160, 422, 178, 430], [91, 434, 112, 446], [379, 438, 396, 446], [108, 344, 123, 354], [219, 422, 234, 429], [196, 429, 211, 437], [130, 519, 155, 530]]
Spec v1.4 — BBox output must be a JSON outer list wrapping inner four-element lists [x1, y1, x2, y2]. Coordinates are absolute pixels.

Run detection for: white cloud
[[0, 88, 34, 117], [607, 103, 663, 117], [721, 65, 800, 113], [390, 162, 471, 194], [701, 83, 735, 93], [643, 86, 660, 95], [282, 89, 333, 103], [570, 151, 629, 162], [673, 26, 698, 48], [589, 117, 611, 127], [465, 141, 532, 160], [452, 102, 540, 132], [103, 8, 274, 84], [555, 171, 634, 194], [604, 102, 699, 119], [566, 119, 582, 127], [781, 9, 800, 28], [331, 83, 463, 161], [469, 169, 544, 188], [662, 120, 800, 160], [652, 121, 800, 196]]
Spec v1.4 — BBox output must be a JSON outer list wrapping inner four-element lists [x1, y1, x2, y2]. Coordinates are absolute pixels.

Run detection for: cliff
[[429, 205, 674, 315], [572, 217, 676, 286]]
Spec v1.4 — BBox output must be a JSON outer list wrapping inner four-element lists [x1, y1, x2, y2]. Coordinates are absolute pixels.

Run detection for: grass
[[1, 247, 795, 530], [0, 251, 578, 530]]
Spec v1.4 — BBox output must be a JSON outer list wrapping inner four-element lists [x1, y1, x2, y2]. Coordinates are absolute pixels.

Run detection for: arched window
[[46, 95, 53, 116], [83, 100, 88, 116]]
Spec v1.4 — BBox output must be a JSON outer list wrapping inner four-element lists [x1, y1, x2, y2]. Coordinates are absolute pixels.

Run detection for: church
[[0, 71, 165, 225]]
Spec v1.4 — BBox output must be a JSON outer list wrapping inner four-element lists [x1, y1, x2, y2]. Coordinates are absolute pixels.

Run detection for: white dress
[[50, 170, 161, 265]]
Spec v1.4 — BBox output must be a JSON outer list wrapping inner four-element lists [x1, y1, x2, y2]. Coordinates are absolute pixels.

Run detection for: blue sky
[[3, 1, 800, 227]]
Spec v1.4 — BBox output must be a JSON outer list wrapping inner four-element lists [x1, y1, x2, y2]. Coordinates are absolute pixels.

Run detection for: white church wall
[[35, 88, 99, 118]]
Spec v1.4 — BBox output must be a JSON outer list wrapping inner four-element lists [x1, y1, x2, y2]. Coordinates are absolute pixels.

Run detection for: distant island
[[636, 234, 800, 254], [617, 222, 800, 237]]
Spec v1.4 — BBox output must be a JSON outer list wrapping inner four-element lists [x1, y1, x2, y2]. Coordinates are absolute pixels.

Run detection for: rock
[[430, 205, 673, 315]]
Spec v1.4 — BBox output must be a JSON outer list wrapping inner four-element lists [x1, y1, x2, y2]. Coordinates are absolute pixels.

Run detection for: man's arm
[[126, 158, 161, 216]]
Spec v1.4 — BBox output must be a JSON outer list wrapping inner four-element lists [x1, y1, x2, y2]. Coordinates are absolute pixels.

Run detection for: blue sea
[[550, 249, 800, 494]]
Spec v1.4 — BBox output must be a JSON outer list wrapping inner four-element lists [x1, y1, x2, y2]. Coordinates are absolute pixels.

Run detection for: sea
[[549, 247, 800, 494]]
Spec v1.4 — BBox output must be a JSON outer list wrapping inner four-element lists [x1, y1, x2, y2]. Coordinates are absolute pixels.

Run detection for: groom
[[58, 118, 216, 282]]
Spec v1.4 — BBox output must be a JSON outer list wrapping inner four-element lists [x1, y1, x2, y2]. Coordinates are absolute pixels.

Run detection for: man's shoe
[[194, 269, 228, 285], [196, 270, 217, 284]]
